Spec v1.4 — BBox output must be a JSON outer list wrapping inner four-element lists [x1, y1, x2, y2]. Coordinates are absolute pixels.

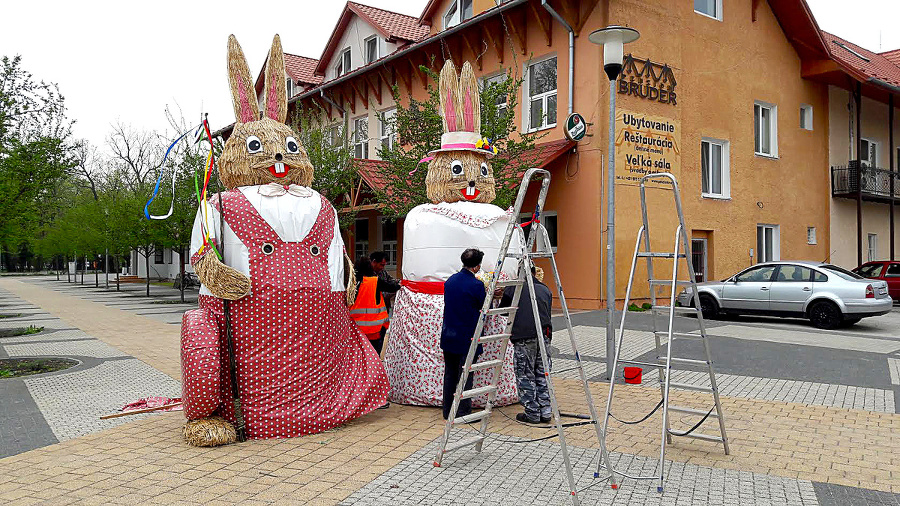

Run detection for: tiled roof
[[823, 31, 900, 88], [518, 139, 577, 172], [881, 49, 900, 67], [349, 2, 430, 43], [284, 54, 323, 85], [352, 158, 391, 193]]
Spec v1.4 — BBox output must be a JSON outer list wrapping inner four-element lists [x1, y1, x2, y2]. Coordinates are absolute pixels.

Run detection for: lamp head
[[588, 26, 640, 81]]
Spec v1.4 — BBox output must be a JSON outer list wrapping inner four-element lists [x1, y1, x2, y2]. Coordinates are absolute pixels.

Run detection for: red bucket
[[623, 366, 642, 384]]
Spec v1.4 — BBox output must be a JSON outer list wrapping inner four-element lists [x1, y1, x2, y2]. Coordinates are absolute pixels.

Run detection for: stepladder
[[600, 172, 730, 492], [434, 168, 618, 506]]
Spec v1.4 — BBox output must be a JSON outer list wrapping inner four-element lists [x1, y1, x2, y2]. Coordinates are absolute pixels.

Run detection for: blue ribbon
[[143, 124, 203, 220]]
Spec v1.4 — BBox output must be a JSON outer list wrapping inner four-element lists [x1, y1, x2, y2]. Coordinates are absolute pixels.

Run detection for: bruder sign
[[617, 54, 677, 105]]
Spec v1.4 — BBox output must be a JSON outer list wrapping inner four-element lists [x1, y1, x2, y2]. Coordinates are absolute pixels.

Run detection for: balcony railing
[[831, 162, 900, 201]]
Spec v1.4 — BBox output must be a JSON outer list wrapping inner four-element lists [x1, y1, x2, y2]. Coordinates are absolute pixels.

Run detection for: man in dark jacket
[[499, 266, 553, 424], [440, 248, 486, 420]]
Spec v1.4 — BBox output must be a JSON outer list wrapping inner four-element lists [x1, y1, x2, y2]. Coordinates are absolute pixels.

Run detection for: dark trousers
[[370, 337, 384, 355], [442, 351, 479, 419]]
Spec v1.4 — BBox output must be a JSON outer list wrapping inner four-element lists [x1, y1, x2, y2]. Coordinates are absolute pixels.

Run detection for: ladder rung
[[668, 405, 719, 418], [442, 436, 486, 453], [460, 385, 497, 399], [667, 382, 714, 393], [551, 365, 583, 375], [651, 305, 697, 314], [485, 307, 517, 316], [469, 359, 503, 372], [506, 252, 553, 259], [648, 279, 692, 286], [453, 409, 492, 424], [495, 279, 524, 288], [619, 359, 665, 369], [667, 357, 709, 366], [672, 432, 724, 443], [637, 252, 686, 258], [654, 331, 704, 340], [478, 333, 510, 344]]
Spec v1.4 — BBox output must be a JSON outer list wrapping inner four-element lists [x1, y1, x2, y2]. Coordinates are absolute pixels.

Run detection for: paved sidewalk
[[0, 276, 898, 505]]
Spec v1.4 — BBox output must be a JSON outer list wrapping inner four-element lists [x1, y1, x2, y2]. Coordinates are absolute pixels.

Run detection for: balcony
[[831, 162, 900, 203]]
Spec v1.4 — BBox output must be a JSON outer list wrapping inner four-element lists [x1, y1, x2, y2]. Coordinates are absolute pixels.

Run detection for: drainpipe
[[320, 89, 345, 117], [542, 0, 574, 115]]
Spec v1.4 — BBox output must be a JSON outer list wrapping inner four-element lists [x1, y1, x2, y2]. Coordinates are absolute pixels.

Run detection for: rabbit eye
[[285, 136, 300, 154], [246, 135, 262, 154], [450, 160, 463, 176], [480, 162, 489, 177]]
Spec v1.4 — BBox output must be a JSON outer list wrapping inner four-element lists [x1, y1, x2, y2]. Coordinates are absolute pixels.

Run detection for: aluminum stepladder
[[434, 168, 617, 505], [600, 172, 730, 492]]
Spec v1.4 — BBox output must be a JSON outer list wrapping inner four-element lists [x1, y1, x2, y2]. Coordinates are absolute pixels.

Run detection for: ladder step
[[478, 333, 511, 344], [654, 331, 704, 340], [668, 405, 720, 418], [460, 385, 497, 399], [648, 279, 692, 286], [495, 279, 524, 288], [485, 307, 517, 316], [672, 432, 724, 443], [637, 252, 686, 258], [619, 359, 665, 369], [469, 359, 503, 372], [453, 409, 492, 424], [667, 357, 709, 366], [551, 365, 583, 375], [506, 252, 553, 259], [668, 382, 715, 393], [651, 305, 697, 315], [442, 436, 486, 453]]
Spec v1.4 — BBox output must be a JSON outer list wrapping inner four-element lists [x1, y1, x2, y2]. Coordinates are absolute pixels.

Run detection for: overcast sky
[[0, 0, 896, 152]]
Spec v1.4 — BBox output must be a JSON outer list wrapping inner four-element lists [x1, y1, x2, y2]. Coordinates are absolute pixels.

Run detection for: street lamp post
[[589, 26, 640, 381]]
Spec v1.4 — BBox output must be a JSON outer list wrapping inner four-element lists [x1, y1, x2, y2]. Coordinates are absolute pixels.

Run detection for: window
[[860, 138, 877, 167], [701, 138, 729, 198], [364, 36, 379, 64], [735, 265, 776, 283], [353, 116, 368, 159], [443, 0, 473, 28], [482, 72, 509, 121], [807, 227, 817, 245], [380, 218, 398, 267], [813, 270, 828, 282], [327, 124, 344, 150], [756, 224, 780, 263], [775, 265, 813, 282], [754, 101, 777, 157], [519, 212, 558, 252], [691, 239, 708, 282], [379, 108, 396, 151], [286, 78, 294, 99], [885, 264, 900, 277], [856, 263, 884, 277], [354, 218, 369, 260], [867, 233, 878, 262], [335, 48, 351, 77], [164, 248, 173, 265], [694, 0, 722, 20], [800, 104, 813, 130], [154, 247, 164, 264], [525, 56, 558, 132]]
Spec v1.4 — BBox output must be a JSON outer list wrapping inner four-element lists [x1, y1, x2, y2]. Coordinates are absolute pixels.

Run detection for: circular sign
[[564, 113, 586, 141]]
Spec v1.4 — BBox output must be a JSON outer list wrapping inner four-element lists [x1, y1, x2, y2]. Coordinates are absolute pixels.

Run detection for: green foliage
[[373, 63, 542, 216]]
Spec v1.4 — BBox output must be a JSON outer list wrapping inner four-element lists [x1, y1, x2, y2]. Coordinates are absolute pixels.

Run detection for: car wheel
[[809, 300, 842, 330], [698, 294, 718, 320], [841, 317, 862, 327]]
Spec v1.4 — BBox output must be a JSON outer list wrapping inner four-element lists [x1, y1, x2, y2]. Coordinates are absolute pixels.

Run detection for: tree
[[372, 64, 541, 216]]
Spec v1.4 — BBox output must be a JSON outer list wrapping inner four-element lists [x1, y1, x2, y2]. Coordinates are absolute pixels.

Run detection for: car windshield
[[855, 263, 883, 278], [822, 265, 864, 281]]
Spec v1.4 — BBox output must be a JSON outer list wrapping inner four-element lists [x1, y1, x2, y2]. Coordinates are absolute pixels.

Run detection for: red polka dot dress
[[181, 189, 389, 438]]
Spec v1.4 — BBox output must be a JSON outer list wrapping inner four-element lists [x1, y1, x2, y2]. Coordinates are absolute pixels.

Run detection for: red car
[[853, 261, 900, 302]]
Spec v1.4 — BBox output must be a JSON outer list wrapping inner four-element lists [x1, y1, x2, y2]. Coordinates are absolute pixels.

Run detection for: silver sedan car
[[676, 261, 893, 329]]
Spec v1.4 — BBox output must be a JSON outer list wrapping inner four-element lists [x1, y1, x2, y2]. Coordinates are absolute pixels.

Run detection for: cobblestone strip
[[888, 358, 900, 386]]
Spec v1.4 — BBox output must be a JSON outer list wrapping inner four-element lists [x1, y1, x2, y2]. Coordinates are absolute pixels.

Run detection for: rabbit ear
[[458, 62, 480, 134], [227, 35, 259, 123], [263, 34, 288, 123], [439, 60, 461, 133]]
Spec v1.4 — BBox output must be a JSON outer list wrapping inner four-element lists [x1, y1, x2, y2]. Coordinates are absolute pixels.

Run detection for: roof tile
[[284, 53, 323, 85], [349, 2, 430, 43], [824, 31, 900, 88]]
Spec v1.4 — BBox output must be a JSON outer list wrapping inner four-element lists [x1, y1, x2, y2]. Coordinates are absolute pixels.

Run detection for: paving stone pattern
[[342, 434, 820, 506], [0, 378, 58, 458], [813, 482, 900, 506]]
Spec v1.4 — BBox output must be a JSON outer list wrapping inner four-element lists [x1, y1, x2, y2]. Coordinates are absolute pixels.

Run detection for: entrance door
[[691, 239, 707, 283]]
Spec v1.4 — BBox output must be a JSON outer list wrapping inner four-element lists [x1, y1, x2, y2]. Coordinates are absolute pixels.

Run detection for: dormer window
[[335, 48, 352, 77], [365, 36, 379, 64], [285, 77, 294, 98], [444, 0, 473, 29]]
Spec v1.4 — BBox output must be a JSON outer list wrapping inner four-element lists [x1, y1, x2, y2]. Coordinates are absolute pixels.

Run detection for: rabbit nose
[[275, 153, 283, 161], [468, 180, 476, 187]]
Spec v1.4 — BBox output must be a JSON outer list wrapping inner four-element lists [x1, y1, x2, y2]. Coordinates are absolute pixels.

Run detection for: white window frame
[[335, 48, 351, 77], [754, 101, 778, 158], [353, 116, 369, 159], [518, 211, 558, 253], [285, 78, 294, 99], [164, 248, 173, 265], [700, 137, 730, 199], [756, 224, 781, 263], [693, 0, 722, 21], [860, 137, 878, 167], [800, 104, 813, 130], [867, 233, 878, 262], [524, 55, 558, 133], [443, 0, 473, 29], [379, 108, 396, 152], [327, 123, 344, 150], [364, 36, 379, 65], [807, 227, 817, 245], [481, 72, 509, 120]]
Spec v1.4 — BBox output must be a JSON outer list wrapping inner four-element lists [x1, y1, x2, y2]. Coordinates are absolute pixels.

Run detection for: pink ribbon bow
[[257, 182, 313, 198]]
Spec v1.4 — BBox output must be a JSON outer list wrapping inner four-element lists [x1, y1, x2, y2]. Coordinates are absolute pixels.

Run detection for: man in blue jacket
[[441, 248, 486, 420]]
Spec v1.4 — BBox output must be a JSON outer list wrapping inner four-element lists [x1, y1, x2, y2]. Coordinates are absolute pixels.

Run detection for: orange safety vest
[[349, 276, 389, 337]]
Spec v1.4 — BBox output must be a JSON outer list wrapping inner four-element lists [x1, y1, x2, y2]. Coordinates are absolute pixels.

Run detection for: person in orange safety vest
[[350, 257, 395, 354]]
